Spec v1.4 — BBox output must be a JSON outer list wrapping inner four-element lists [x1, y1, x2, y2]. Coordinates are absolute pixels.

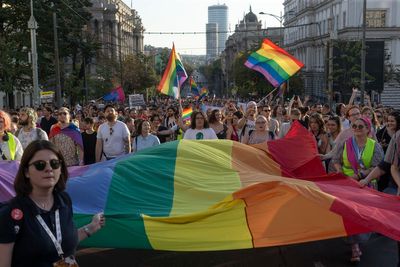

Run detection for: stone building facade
[[221, 8, 283, 96], [283, 0, 400, 105]]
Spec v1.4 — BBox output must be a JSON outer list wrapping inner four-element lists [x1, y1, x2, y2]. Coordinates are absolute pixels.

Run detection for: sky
[[123, 0, 284, 55]]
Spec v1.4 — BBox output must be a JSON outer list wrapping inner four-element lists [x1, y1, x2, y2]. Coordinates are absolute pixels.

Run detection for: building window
[[366, 10, 386, 27], [343, 11, 346, 28]]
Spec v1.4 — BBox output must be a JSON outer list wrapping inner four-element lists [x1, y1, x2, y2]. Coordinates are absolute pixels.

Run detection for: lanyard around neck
[[36, 209, 64, 257]]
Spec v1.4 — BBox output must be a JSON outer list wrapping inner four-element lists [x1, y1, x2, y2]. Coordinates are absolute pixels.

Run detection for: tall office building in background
[[207, 4, 228, 62]]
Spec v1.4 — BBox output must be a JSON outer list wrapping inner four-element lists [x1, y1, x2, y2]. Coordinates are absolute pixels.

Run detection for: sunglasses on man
[[352, 124, 365, 130]]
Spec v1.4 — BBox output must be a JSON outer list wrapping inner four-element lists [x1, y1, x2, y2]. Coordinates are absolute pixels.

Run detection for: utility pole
[[53, 11, 62, 108], [83, 57, 88, 103], [360, 0, 367, 105], [28, 0, 40, 107]]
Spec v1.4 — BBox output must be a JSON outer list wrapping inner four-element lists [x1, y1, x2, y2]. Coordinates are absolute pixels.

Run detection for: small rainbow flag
[[190, 77, 200, 96], [182, 107, 193, 124], [276, 81, 287, 97], [198, 87, 208, 100], [103, 86, 125, 102], [245, 38, 304, 88], [157, 44, 188, 99]]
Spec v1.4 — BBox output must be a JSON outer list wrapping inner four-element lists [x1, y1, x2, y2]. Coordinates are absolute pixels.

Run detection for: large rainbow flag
[[157, 44, 188, 99], [245, 38, 304, 88], [1, 122, 400, 251]]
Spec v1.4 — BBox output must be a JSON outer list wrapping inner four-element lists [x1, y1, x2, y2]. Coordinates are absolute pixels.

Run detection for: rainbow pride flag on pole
[[245, 38, 304, 88], [157, 44, 188, 99], [189, 77, 200, 96], [198, 87, 208, 100], [1, 122, 400, 251], [182, 107, 193, 123]]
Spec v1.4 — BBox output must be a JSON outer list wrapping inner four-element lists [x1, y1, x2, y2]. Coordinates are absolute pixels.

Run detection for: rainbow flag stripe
[[245, 38, 304, 88], [157, 44, 188, 98], [190, 77, 200, 96], [182, 107, 193, 123], [1, 122, 400, 251]]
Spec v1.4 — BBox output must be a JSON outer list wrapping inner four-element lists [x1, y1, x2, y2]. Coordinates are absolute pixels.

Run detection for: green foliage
[[333, 41, 374, 95], [0, 0, 98, 101], [233, 52, 273, 97], [121, 53, 158, 95]]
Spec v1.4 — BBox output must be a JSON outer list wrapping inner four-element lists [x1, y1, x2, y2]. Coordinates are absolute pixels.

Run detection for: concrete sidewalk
[[76, 234, 398, 267]]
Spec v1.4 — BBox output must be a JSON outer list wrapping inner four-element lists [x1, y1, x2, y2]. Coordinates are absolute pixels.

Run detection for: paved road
[[76, 234, 398, 267]]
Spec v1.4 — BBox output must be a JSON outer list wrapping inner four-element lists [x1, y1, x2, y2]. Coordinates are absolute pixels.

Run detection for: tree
[[0, 0, 98, 105], [121, 54, 157, 95], [232, 52, 274, 98], [333, 41, 374, 100]]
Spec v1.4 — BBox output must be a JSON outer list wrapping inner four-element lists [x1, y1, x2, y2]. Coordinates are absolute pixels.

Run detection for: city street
[[76, 233, 398, 267]]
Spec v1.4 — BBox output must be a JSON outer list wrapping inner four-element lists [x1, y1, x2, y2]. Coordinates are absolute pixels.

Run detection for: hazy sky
[[122, 0, 284, 55]]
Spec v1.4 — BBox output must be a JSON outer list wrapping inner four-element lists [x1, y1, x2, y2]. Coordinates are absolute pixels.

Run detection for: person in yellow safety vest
[[331, 116, 384, 263], [0, 110, 23, 161]]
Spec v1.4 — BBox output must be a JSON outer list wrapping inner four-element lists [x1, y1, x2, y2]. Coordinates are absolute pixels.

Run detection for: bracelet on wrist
[[83, 226, 91, 237]]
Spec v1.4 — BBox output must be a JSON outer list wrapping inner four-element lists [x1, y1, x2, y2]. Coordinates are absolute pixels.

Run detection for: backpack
[[248, 130, 275, 140]]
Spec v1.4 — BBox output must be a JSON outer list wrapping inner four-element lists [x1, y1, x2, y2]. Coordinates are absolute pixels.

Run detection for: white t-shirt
[[97, 120, 130, 160], [183, 128, 218, 140], [16, 128, 48, 149], [133, 134, 160, 152]]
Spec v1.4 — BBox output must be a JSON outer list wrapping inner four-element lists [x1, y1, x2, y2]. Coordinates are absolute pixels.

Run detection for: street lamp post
[[259, 12, 284, 46], [28, 0, 40, 107], [259, 11, 283, 27]]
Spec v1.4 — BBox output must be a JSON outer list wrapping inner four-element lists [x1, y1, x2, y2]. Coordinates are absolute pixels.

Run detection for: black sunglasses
[[352, 124, 365, 130], [29, 159, 62, 171], [110, 127, 114, 135]]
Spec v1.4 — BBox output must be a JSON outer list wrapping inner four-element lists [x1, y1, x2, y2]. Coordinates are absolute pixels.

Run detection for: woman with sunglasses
[[0, 110, 23, 161], [0, 140, 105, 266], [241, 115, 274, 145], [49, 107, 84, 167], [331, 117, 384, 263]]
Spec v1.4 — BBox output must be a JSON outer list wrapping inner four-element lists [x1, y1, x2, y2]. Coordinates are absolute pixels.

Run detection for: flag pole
[[257, 87, 278, 105]]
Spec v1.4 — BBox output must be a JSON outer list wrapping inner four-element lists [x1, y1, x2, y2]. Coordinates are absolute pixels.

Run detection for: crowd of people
[[0, 88, 399, 265]]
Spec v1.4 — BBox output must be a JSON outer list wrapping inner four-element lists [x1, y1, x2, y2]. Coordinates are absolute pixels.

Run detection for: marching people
[[132, 120, 160, 152], [0, 140, 105, 266], [241, 115, 274, 145], [0, 110, 23, 161], [209, 109, 228, 139], [40, 107, 58, 136], [226, 111, 243, 142], [95, 105, 131, 162], [331, 117, 384, 262], [81, 117, 97, 165], [15, 107, 48, 150], [183, 111, 217, 140], [308, 113, 330, 155], [49, 107, 84, 167]]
